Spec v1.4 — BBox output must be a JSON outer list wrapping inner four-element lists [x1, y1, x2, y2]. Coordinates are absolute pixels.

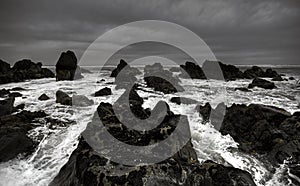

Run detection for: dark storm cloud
[[0, 0, 299, 65]]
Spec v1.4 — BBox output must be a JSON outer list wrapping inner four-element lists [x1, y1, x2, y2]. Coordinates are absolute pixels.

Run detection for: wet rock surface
[[94, 87, 112, 97], [56, 51, 83, 81], [144, 63, 184, 94], [51, 88, 256, 186], [248, 78, 276, 89], [198, 103, 300, 185], [0, 59, 54, 85]]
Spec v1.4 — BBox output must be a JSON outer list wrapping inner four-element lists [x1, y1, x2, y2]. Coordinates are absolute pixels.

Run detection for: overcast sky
[[0, 0, 300, 66]]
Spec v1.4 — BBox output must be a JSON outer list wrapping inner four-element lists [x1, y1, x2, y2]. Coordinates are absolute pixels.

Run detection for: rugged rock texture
[[0, 59, 54, 84], [170, 97, 199, 105], [218, 62, 245, 81], [56, 51, 83, 81], [0, 97, 15, 116], [243, 66, 265, 79], [51, 88, 256, 186], [56, 90, 72, 106], [198, 103, 300, 185], [248, 78, 276, 89], [94, 87, 112, 97], [144, 63, 184, 94], [111, 59, 141, 89], [179, 62, 206, 79], [38, 94, 50, 101], [0, 110, 47, 162]]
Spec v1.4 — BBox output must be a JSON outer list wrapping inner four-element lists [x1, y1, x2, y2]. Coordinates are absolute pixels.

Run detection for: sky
[[0, 0, 300, 66]]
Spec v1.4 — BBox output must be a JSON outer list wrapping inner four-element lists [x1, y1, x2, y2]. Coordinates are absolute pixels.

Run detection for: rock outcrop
[[38, 94, 50, 101], [56, 90, 72, 106], [144, 63, 184, 94], [248, 78, 276, 89], [55, 51, 83, 81], [198, 103, 300, 185], [51, 87, 256, 186], [179, 62, 206, 79], [0, 59, 54, 84]]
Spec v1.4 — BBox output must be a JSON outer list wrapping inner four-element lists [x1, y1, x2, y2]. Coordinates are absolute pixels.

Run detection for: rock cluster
[[144, 63, 184, 94], [198, 103, 300, 185], [0, 59, 54, 84]]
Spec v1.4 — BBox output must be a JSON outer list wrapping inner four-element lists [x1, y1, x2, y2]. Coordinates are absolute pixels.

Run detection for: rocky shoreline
[[0, 53, 299, 185]]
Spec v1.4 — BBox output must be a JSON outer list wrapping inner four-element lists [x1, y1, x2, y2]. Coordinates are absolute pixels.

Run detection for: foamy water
[[0, 67, 299, 186]]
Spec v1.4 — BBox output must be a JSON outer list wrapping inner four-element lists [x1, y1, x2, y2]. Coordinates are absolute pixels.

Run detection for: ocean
[[0, 65, 299, 186]]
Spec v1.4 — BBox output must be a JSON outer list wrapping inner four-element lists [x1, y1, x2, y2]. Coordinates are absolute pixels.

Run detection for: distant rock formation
[[144, 63, 184, 94], [0, 59, 54, 84], [55, 51, 83, 81], [248, 78, 276, 89]]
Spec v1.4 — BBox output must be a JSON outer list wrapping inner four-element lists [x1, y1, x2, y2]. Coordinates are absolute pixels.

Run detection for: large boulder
[[248, 78, 276, 89], [218, 61, 245, 81], [56, 90, 72, 106], [243, 66, 265, 79], [56, 51, 83, 81], [38, 93, 50, 101], [179, 62, 206, 79], [144, 63, 184, 94]]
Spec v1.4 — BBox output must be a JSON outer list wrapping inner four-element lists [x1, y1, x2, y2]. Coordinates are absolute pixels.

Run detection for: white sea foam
[[0, 68, 299, 186]]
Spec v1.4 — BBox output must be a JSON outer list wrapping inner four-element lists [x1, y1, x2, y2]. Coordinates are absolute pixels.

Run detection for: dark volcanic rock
[[9, 92, 22, 98], [179, 62, 206, 79], [0, 97, 15, 116], [289, 77, 295, 80], [170, 97, 198, 105], [51, 89, 256, 186], [56, 51, 83, 81], [111, 59, 141, 89], [94, 87, 112, 97], [248, 78, 276, 89], [243, 66, 265, 79], [56, 90, 72, 106], [0, 110, 47, 162], [0, 89, 10, 97], [263, 68, 279, 78], [204, 103, 300, 184], [0, 59, 54, 84], [144, 63, 184, 94], [218, 62, 245, 81], [38, 94, 50, 101]]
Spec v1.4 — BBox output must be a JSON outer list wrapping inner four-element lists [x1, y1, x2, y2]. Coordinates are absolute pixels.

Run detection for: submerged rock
[[170, 97, 198, 105], [94, 87, 112, 97], [248, 78, 276, 89], [234, 87, 252, 92], [0, 97, 15, 116], [56, 51, 83, 81]]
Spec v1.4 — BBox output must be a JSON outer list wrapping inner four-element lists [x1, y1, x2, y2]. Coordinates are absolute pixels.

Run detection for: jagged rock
[[0, 59, 54, 84], [218, 62, 245, 81], [248, 78, 276, 89], [234, 87, 252, 92], [179, 62, 206, 79], [72, 95, 94, 107], [38, 94, 50, 101], [243, 66, 265, 79], [56, 90, 72, 106], [0, 97, 15, 116], [0, 110, 47, 162], [144, 63, 184, 94], [170, 97, 198, 105], [51, 90, 256, 186], [94, 87, 112, 97], [56, 51, 83, 81]]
